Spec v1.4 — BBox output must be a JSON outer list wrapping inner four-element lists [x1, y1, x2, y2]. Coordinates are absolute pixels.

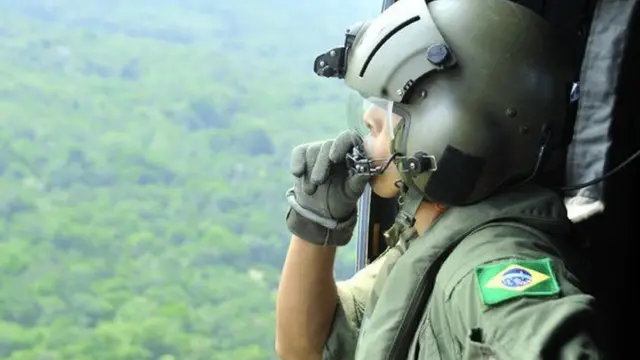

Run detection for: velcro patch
[[475, 258, 560, 306]]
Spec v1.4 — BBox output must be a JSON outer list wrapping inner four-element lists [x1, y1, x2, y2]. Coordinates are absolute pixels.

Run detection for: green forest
[[0, 1, 379, 359]]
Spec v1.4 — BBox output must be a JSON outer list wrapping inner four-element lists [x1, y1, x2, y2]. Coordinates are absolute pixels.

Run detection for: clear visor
[[346, 91, 402, 139]]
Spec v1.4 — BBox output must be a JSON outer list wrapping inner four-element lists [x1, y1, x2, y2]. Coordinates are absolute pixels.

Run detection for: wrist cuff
[[285, 207, 356, 246]]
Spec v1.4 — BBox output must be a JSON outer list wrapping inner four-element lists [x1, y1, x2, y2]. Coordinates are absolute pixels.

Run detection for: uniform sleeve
[[322, 252, 386, 360], [445, 258, 604, 360]]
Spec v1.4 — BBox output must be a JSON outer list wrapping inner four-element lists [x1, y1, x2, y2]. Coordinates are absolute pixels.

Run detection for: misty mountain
[[0, 0, 381, 358]]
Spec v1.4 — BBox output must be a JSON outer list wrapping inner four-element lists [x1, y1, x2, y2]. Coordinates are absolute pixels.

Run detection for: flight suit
[[322, 185, 601, 359]]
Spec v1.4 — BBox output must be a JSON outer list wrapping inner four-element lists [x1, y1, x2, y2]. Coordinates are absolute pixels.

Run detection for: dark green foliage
[[0, 0, 378, 359]]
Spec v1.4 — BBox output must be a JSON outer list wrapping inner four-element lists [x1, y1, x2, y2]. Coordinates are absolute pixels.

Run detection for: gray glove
[[285, 130, 372, 246]]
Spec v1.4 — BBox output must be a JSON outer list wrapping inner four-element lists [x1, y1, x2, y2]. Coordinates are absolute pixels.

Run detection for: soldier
[[275, 0, 603, 358]]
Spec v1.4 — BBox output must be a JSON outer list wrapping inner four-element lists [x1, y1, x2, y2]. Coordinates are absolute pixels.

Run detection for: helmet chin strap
[[384, 186, 422, 247], [382, 118, 425, 246], [347, 120, 435, 246]]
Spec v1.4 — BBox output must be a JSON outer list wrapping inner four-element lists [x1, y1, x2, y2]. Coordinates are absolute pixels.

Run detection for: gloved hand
[[285, 130, 372, 246]]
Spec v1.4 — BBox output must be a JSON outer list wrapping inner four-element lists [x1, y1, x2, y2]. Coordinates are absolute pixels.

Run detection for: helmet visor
[[346, 91, 402, 140]]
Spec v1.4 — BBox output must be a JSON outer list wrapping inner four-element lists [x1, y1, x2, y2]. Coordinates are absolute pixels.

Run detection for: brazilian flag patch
[[475, 258, 560, 306]]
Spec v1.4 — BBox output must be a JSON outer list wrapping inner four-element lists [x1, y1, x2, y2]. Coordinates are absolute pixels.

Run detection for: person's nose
[[363, 108, 384, 137]]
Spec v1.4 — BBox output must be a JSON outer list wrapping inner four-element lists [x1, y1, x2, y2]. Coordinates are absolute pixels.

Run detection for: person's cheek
[[376, 135, 392, 159], [363, 135, 377, 159]]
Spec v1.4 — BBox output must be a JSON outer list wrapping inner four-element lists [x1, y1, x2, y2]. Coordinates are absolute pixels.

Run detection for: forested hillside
[[0, 1, 378, 359]]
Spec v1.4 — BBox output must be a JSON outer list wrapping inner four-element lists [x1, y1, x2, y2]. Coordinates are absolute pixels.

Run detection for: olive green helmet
[[314, 0, 573, 207]]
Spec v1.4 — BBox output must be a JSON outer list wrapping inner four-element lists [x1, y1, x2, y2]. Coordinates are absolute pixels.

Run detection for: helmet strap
[[384, 186, 422, 246]]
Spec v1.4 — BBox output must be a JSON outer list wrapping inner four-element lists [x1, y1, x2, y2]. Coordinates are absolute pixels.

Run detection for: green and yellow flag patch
[[475, 258, 560, 306]]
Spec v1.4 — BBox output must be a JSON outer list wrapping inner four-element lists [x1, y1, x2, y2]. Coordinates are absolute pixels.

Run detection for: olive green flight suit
[[323, 185, 602, 359]]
